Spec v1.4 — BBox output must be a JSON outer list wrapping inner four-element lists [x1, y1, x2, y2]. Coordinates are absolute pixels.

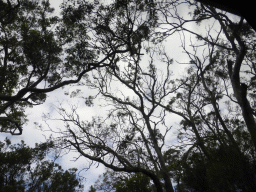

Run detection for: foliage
[[2, 0, 256, 192], [0, 0, 152, 135], [47, 0, 256, 190], [0, 138, 84, 192], [93, 169, 156, 192], [114, 173, 153, 192]]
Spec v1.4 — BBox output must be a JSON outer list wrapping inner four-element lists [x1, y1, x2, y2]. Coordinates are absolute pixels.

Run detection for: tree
[[93, 169, 155, 192], [155, 1, 256, 191], [194, 0, 256, 32], [0, 138, 84, 192], [9, 0, 255, 191], [88, 185, 96, 192], [0, 0, 20, 25], [49, 43, 182, 192], [0, 0, 153, 135]]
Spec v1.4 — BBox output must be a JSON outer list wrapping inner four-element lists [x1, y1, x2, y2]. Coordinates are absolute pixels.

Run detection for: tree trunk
[[228, 60, 256, 151], [144, 116, 175, 192]]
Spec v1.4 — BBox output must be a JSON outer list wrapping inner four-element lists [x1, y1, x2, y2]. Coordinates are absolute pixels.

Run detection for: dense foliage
[[1, 0, 256, 191], [0, 0, 147, 134], [91, 169, 156, 192], [0, 138, 83, 192]]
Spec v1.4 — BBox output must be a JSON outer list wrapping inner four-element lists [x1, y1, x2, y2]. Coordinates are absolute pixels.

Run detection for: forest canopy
[[0, 0, 256, 191]]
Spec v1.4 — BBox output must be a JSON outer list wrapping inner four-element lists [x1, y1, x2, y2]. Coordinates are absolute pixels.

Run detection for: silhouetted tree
[[0, 138, 84, 192]]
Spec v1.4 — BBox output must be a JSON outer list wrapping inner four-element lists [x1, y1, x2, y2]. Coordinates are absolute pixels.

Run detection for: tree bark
[[228, 60, 256, 151], [143, 115, 175, 192]]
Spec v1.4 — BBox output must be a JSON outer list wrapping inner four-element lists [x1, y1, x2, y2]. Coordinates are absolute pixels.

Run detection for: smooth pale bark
[[143, 115, 175, 192]]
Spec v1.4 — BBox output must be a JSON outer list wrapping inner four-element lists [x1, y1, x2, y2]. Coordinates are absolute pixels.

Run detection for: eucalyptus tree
[[157, 0, 256, 149], [0, 138, 84, 192], [167, 44, 256, 191], [39, 0, 256, 191], [50, 44, 181, 192], [0, 0, 20, 25], [93, 169, 155, 192], [194, 0, 255, 32], [154, 1, 256, 191], [0, 0, 152, 135]]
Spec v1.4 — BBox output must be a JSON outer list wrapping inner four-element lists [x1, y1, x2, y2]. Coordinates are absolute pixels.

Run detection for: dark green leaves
[[0, 138, 84, 192]]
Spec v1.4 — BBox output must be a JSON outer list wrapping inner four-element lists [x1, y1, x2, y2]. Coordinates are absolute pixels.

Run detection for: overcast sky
[[0, 0, 241, 191], [0, 0, 106, 190], [0, 0, 207, 190]]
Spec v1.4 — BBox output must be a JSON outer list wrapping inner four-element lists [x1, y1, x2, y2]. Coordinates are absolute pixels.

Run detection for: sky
[[0, 0, 106, 190], [0, 0, 241, 191], [0, 0, 201, 191]]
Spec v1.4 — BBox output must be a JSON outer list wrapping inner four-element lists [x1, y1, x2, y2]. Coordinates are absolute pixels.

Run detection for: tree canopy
[[0, 0, 152, 135], [1, 0, 256, 191], [0, 138, 84, 191]]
